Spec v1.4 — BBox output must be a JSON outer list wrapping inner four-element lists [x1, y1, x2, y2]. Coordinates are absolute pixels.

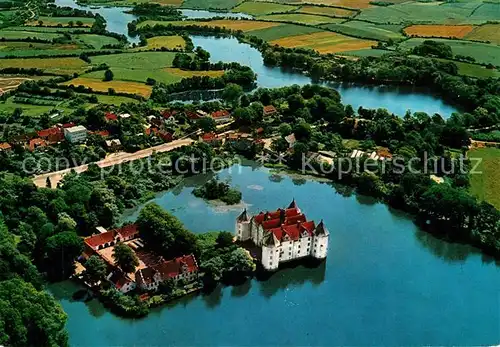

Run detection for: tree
[[279, 123, 292, 137], [56, 212, 77, 232], [270, 137, 288, 153], [222, 83, 243, 107], [0, 278, 69, 347], [76, 20, 83, 27], [197, 116, 216, 133], [84, 255, 107, 287], [158, 278, 176, 295], [104, 69, 114, 82], [113, 243, 139, 274], [227, 248, 255, 273], [216, 231, 234, 248], [45, 231, 83, 280], [195, 46, 210, 61], [293, 122, 312, 142]]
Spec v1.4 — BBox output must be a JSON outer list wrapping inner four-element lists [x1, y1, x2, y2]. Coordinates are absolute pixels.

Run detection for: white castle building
[[235, 200, 329, 270]]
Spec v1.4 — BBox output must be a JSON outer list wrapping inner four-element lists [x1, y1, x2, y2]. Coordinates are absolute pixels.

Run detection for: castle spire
[[288, 198, 297, 209]]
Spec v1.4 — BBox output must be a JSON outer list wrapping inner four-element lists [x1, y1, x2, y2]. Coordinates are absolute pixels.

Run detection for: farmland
[[400, 38, 500, 66], [404, 25, 474, 39], [465, 24, 500, 45], [322, 21, 404, 41], [270, 31, 376, 54], [0, 56, 89, 74], [26, 16, 95, 27], [259, 13, 344, 25], [90, 52, 179, 69], [469, 147, 500, 210], [296, 5, 357, 18], [181, 0, 243, 9], [232, 1, 299, 15], [132, 36, 186, 51], [249, 23, 322, 41], [73, 34, 121, 49], [0, 29, 63, 40], [61, 77, 153, 97]]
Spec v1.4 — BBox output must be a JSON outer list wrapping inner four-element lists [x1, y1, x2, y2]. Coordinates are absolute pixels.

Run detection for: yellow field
[[297, 5, 357, 17], [270, 31, 376, 54], [138, 19, 281, 32], [61, 78, 152, 97], [466, 24, 500, 45], [163, 68, 225, 78], [404, 25, 474, 39], [133, 36, 186, 50], [0, 57, 88, 74]]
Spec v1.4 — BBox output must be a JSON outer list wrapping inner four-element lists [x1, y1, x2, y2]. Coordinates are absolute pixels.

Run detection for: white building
[[235, 200, 329, 271], [64, 125, 87, 144]]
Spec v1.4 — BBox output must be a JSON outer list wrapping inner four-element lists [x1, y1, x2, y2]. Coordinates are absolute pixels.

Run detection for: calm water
[[180, 9, 253, 19], [53, 0, 140, 44], [191, 35, 460, 117], [52, 163, 500, 346]]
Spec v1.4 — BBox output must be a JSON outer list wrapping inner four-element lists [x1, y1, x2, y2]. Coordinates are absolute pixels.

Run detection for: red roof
[[29, 138, 47, 151], [211, 110, 230, 119], [62, 122, 76, 128], [92, 130, 110, 137], [256, 127, 264, 134], [155, 254, 198, 279], [84, 230, 116, 249], [263, 105, 277, 115], [105, 112, 118, 121], [161, 110, 177, 119], [158, 131, 173, 142], [37, 127, 61, 138], [201, 132, 217, 141], [0, 142, 11, 150], [108, 271, 132, 290], [114, 224, 139, 239], [186, 111, 201, 120]]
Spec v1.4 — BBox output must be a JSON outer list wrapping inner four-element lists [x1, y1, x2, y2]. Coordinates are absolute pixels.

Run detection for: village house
[[161, 110, 178, 125], [107, 271, 136, 294], [64, 125, 88, 144], [0, 142, 12, 152], [105, 112, 118, 122], [263, 105, 278, 117], [235, 200, 329, 270], [84, 224, 140, 252], [28, 138, 47, 152], [285, 133, 296, 148], [200, 132, 220, 145], [37, 127, 64, 145], [135, 254, 199, 291], [211, 110, 232, 124], [106, 139, 122, 151]]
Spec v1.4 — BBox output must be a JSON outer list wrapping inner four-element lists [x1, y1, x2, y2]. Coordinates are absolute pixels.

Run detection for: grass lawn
[[465, 24, 500, 45], [248, 23, 322, 41], [232, 1, 299, 15], [27, 16, 94, 27], [132, 35, 186, 51], [322, 20, 405, 41], [399, 38, 500, 66], [0, 97, 72, 117], [468, 147, 500, 210], [259, 13, 344, 25], [93, 94, 140, 105]]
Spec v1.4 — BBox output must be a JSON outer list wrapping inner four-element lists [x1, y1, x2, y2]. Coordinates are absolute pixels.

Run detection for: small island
[[192, 178, 242, 205]]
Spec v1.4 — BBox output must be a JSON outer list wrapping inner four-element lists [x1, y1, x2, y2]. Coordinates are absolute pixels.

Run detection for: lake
[[55, 0, 459, 118], [52, 163, 500, 346]]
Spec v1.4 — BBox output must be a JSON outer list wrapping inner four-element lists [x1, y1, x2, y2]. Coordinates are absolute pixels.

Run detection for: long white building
[[235, 200, 329, 270]]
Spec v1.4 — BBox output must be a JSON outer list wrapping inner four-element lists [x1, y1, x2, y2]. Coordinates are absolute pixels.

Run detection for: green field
[[73, 34, 120, 49], [181, 0, 243, 9], [321, 21, 405, 41], [0, 97, 73, 117], [259, 13, 344, 25], [248, 23, 323, 41], [90, 51, 178, 69], [6, 26, 92, 33], [93, 94, 140, 105], [82, 68, 183, 84], [232, 1, 299, 15], [28, 16, 95, 27], [0, 29, 63, 40], [358, 1, 498, 25], [469, 147, 500, 210], [341, 48, 394, 57], [400, 38, 500, 66]]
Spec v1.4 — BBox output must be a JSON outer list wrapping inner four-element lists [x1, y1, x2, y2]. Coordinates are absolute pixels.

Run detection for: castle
[[235, 200, 329, 270]]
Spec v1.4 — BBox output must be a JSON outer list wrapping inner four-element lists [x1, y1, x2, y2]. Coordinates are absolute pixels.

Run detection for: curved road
[[33, 138, 194, 187]]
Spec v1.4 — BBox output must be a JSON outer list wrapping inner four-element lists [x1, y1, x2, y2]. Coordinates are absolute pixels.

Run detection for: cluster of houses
[[81, 224, 199, 294], [235, 200, 329, 271], [0, 123, 88, 153]]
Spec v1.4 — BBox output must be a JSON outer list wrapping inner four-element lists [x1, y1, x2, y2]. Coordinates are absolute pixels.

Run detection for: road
[[33, 138, 194, 187]]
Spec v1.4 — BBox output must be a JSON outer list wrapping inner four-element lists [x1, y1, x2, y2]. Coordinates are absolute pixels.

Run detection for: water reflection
[[414, 229, 480, 263], [230, 279, 252, 298]]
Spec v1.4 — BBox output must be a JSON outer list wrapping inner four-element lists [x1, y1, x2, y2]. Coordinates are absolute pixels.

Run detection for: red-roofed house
[[105, 112, 118, 121], [200, 132, 220, 145], [235, 199, 329, 270], [135, 254, 199, 291], [158, 130, 173, 142], [107, 271, 136, 293], [84, 230, 118, 251], [28, 138, 47, 152], [263, 105, 278, 117], [37, 127, 64, 144], [0, 142, 12, 152], [161, 110, 178, 124], [211, 110, 231, 124], [186, 111, 201, 120], [115, 224, 139, 241]]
